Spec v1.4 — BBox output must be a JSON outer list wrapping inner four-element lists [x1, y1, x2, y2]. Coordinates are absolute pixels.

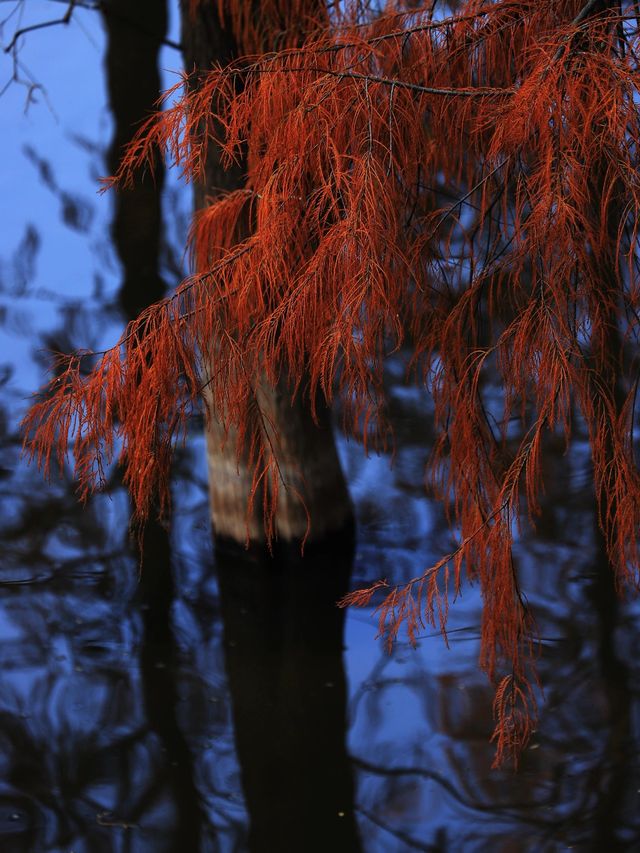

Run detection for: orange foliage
[[187, 0, 328, 53], [22, 0, 640, 763]]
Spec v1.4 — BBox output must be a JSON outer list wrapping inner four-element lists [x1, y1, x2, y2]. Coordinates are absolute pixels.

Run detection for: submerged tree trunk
[[181, 0, 353, 549]]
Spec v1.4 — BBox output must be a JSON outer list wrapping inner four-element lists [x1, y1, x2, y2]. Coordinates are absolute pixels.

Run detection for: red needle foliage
[[22, 0, 640, 763]]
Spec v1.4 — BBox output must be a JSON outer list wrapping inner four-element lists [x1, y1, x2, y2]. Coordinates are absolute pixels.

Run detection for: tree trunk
[[103, 0, 168, 318], [103, 5, 205, 846], [180, 1, 353, 550]]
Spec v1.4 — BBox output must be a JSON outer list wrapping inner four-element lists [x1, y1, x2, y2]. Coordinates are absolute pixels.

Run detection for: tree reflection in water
[[215, 537, 361, 852], [1, 311, 361, 853], [4, 259, 640, 851]]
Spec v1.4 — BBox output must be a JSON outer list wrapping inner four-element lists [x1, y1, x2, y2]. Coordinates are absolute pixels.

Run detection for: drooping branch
[[23, 0, 640, 763]]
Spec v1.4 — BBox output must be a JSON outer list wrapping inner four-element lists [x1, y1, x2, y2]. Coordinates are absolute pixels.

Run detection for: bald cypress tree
[[24, 0, 640, 762]]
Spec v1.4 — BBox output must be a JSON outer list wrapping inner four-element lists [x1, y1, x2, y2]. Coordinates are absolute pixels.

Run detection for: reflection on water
[[215, 539, 361, 852], [4, 328, 640, 849]]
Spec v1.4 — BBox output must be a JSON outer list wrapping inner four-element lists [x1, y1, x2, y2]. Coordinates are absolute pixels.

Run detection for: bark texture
[[181, 0, 353, 547]]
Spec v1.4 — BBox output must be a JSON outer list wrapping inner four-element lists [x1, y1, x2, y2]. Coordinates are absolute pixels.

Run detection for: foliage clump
[[23, 0, 640, 763]]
